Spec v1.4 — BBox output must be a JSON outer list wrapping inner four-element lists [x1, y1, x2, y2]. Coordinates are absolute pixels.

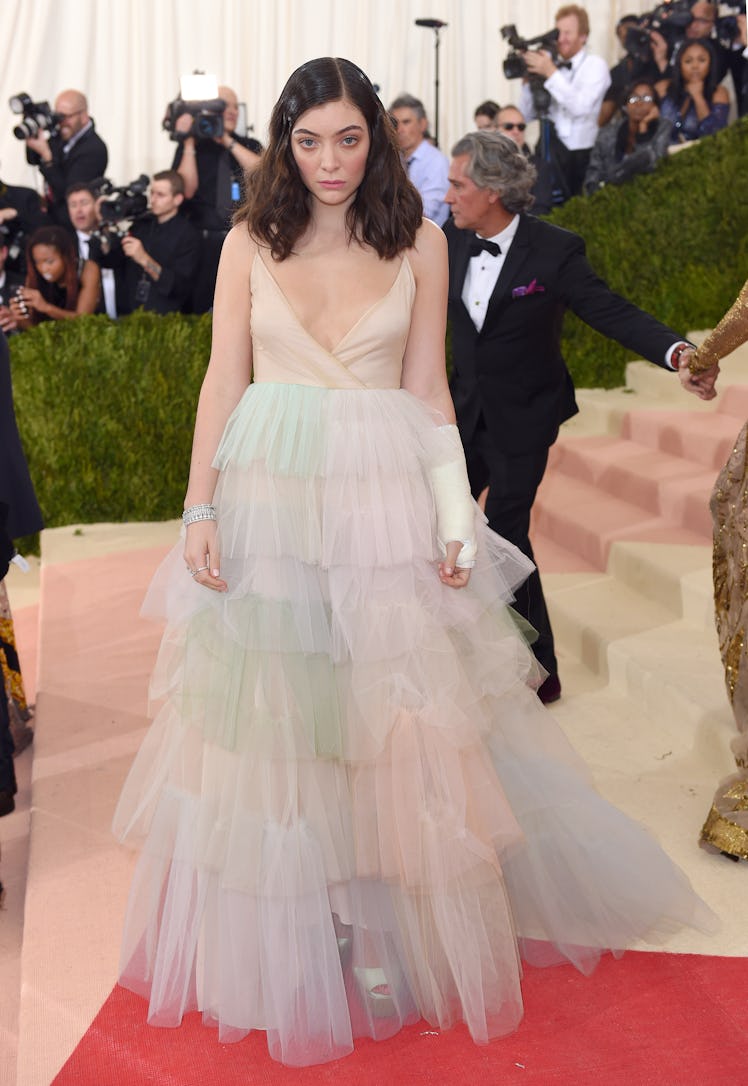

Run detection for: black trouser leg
[[480, 440, 558, 677]]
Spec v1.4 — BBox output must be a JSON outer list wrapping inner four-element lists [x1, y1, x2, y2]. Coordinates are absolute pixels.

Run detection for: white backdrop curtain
[[1, 0, 652, 192]]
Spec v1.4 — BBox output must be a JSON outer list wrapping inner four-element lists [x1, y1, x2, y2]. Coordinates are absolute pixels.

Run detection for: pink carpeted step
[[534, 472, 709, 569], [717, 384, 748, 422], [530, 530, 598, 574], [549, 437, 716, 520], [621, 410, 739, 470]]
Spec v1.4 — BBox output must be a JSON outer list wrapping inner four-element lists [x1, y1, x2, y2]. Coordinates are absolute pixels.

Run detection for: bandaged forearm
[[428, 424, 477, 568]]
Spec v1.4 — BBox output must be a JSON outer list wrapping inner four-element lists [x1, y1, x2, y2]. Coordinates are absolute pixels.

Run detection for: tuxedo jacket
[[445, 213, 682, 455]]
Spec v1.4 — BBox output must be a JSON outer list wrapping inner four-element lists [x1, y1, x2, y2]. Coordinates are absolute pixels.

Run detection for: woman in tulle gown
[[113, 57, 717, 1067]]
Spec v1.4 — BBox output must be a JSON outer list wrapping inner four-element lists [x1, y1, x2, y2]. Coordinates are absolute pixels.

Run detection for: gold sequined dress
[[692, 279, 748, 859]]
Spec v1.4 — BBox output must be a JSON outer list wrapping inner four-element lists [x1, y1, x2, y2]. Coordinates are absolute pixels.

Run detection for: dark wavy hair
[[668, 39, 720, 107], [26, 225, 80, 322], [236, 57, 422, 260]]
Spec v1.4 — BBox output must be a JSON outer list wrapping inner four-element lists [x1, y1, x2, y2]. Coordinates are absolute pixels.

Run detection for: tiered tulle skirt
[[113, 383, 716, 1066]]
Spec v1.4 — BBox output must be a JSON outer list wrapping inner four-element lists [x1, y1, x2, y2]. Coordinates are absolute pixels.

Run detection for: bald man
[[25, 88, 108, 228]]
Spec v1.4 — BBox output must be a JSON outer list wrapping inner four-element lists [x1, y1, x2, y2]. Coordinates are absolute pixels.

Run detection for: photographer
[[171, 85, 262, 312], [101, 171, 200, 316], [24, 90, 108, 229], [0, 177, 46, 277], [66, 183, 123, 318], [599, 16, 671, 126], [0, 232, 24, 334], [518, 5, 611, 199]]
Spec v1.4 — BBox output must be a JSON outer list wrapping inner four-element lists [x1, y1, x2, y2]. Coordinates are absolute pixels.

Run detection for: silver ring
[[192, 565, 210, 576]]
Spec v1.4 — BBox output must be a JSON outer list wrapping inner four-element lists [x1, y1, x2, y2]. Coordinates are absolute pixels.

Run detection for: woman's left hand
[[438, 540, 472, 589]]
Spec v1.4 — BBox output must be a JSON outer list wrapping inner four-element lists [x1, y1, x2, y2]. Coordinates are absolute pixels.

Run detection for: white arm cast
[[428, 424, 477, 568]]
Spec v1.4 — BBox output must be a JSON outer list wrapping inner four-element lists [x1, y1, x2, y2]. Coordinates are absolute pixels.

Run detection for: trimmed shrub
[[9, 120, 748, 529], [548, 117, 748, 387], [10, 311, 211, 529]]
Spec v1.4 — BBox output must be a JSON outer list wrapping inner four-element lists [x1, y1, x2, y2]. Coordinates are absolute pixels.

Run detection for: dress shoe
[[0, 791, 16, 817], [538, 674, 561, 704]]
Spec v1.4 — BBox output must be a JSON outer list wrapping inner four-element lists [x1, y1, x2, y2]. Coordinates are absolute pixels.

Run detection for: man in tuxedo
[[444, 131, 712, 702]]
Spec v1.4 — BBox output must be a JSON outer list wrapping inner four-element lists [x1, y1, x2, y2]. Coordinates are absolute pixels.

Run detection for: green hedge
[[547, 117, 748, 387], [10, 119, 748, 530], [11, 311, 211, 532]]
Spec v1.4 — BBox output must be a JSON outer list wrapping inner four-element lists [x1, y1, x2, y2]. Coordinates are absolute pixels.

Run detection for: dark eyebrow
[[293, 124, 365, 136]]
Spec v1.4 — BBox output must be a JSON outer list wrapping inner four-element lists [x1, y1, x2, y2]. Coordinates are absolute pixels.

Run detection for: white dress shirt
[[462, 216, 521, 332], [519, 48, 611, 151], [406, 139, 450, 227], [77, 229, 117, 318]]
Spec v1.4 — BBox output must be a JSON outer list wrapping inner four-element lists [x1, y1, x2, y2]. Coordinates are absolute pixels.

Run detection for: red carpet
[[52, 952, 745, 1085]]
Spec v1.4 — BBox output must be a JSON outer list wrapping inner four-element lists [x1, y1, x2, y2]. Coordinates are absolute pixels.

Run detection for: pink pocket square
[[512, 279, 546, 298]]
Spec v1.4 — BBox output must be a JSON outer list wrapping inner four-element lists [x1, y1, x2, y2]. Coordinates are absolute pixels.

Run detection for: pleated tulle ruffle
[[115, 383, 717, 1066]]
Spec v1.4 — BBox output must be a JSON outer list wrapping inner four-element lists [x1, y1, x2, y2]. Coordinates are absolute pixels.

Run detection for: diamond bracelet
[[182, 503, 217, 527]]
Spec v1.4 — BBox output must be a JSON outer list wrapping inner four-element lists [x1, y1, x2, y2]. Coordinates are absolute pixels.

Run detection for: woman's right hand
[[183, 520, 227, 592]]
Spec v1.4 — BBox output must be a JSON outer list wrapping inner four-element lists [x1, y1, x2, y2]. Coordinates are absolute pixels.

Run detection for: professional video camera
[[162, 71, 225, 142], [89, 175, 150, 243], [8, 93, 60, 140], [501, 24, 561, 81], [162, 97, 225, 141], [624, 0, 695, 59], [500, 24, 561, 116], [715, 2, 746, 49]]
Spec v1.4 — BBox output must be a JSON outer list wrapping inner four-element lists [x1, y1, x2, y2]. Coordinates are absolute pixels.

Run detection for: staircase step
[[718, 384, 748, 421], [606, 540, 714, 630], [534, 472, 708, 569], [606, 621, 730, 752], [545, 571, 674, 678], [622, 410, 740, 470], [549, 436, 716, 529]]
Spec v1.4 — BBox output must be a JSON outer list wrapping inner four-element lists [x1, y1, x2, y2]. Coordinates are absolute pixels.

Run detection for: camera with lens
[[715, 2, 745, 48], [626, 0, 695, 57], [500, 24, 561, 80], [8, 93, 61, 140], [162, 96, 226, 142], [94, 175, 150, 235]]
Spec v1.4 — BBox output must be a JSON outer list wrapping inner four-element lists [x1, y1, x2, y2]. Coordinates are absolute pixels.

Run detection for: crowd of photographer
[[499, 1, 745, 203], [0, 80, 262, 332], [1, 2, 745, 335]]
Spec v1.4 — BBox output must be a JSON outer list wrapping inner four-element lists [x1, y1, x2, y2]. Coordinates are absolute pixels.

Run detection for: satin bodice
[[250, 252, 415, 389]]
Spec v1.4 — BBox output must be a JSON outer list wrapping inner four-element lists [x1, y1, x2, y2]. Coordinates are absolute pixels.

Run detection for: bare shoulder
[[219, 223, 260, 268], [714, 85, 730, 103], [407, 219, 447, 279]]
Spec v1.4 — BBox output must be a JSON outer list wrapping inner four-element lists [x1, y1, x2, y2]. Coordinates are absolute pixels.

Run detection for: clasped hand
[[677, 348, 719, 400]]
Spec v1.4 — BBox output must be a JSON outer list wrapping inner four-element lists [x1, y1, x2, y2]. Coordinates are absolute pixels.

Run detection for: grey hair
[[451, 131, 536, 214], [389, 93, 426, 120]]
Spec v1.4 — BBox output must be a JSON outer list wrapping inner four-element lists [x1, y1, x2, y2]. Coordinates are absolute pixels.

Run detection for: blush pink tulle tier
[[112, 255, 717, 1067]]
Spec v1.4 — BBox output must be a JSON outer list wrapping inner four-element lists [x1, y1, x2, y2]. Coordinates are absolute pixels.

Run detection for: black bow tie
[[469, 236, 501, 258]]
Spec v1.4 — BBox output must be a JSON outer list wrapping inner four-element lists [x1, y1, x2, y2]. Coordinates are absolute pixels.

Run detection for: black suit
[[446, 213, 683, 676], [26, 123, 108, 228]]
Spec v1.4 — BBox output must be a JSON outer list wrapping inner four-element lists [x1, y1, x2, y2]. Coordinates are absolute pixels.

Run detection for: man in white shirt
[[389, 94, 450, 226], [519, 4, 610, 198]]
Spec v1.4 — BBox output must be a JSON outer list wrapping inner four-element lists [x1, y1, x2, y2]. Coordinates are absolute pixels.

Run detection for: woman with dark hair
[[660, 39, 729, 144], [113, 57, 715, 1067], [10, 224, 100, 328], [584, 80, 672, 193]]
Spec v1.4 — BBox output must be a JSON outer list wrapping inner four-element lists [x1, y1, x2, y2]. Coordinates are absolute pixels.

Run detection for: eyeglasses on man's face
[[627, 94, 654, 104], [500, 122, 526, 131]]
